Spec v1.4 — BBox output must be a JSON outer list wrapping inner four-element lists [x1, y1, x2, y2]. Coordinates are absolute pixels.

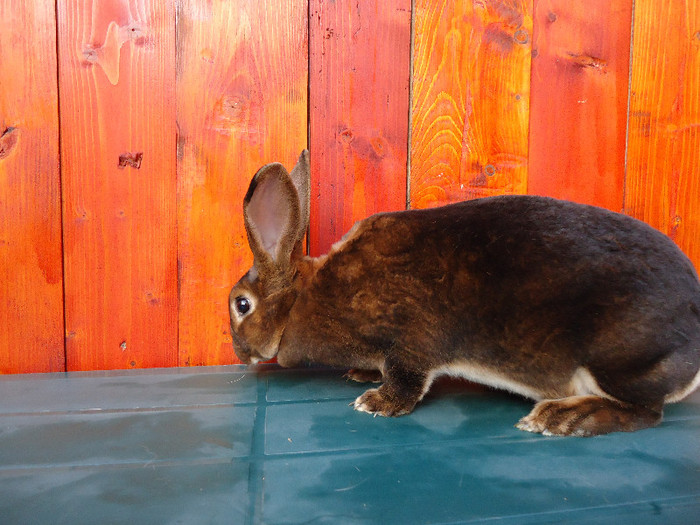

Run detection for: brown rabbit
[[229, 150, 700, 436]]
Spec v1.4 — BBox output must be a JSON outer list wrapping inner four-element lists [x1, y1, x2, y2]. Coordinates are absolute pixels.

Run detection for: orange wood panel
[[625, 0, 700, 270], [527, 0, 633, 210], [177, 0, 308, 366], [410, 0, 532, 209], [309, 0, 412, 256], [0, 1, 65, 374], [58, 0, 178, 371]]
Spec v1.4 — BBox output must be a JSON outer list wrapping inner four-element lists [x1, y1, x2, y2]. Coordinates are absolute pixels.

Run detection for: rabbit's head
[[229, 150, 310, 363]]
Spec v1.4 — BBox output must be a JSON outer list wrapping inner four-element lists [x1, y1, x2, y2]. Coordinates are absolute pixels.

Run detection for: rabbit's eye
[[235, 296, 252, 316]]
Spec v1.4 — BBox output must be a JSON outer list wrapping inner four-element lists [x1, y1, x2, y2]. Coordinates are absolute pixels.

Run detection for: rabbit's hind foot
[[516, 395, 662, 437]]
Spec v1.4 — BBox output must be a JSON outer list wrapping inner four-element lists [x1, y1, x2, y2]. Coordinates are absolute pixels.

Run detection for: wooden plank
[[309, 0, 412, 255], [0, 1, 64, 373], [527, 0, 633, 210], [410, 0, 532, 209], [625, 0, 700, 269], [58, 0, 178, 371], [177, 0, 308, 366]]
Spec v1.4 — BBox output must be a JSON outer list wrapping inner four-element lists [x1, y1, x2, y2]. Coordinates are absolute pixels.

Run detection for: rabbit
[[229, 150, 700, 436]]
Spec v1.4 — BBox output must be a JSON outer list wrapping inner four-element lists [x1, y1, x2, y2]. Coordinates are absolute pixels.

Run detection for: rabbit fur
[[229, 150, 700, 436]]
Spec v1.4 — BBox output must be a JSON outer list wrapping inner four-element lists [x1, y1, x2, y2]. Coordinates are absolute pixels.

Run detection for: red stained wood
[[410, 0, 533, 209], [177, 0, 308, 366], [2, 0, 700, 375], [625, 0, 700, 270], [0, 1, 65, 373], [309, 0, 412, 256], [58, 0, 178, 371], [527, 0, 633, 210]]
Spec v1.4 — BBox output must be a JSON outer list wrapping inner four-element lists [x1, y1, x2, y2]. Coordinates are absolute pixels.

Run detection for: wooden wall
[[1, 0, 698, 373]]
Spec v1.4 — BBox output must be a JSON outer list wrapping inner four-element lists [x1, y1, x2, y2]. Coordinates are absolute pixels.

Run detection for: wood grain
[[0, 1, 65, 373], [527, 0, 633, 210], [3, 0, 700, 374], [625, 0, 700, 269], [309, 0, 412, 256], [58, 0, 178, 371], [177, 0, 308, 366], [410, 0, 532, 209]]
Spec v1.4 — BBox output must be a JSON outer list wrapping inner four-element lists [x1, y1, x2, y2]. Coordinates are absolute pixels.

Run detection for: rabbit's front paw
[[353, 388, 413, 417], [345, 369, 383, 383]]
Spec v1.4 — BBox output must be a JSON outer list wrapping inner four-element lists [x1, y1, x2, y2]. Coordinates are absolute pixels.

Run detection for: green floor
[[1, 365, 699, 524]]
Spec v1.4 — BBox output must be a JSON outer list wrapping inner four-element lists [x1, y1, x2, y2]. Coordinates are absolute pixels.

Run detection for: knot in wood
[[118, 152, 143, 169], [0, 127, 18, 160]]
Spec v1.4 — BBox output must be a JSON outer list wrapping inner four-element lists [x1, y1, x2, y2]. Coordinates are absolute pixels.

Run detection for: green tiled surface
[[1, 365, 699, 524]]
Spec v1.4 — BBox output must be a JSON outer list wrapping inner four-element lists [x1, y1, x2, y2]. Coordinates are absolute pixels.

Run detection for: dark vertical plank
[[410, 0, 532, 209], [0, 1, 65, 373], [309, 0, 412, 256], [527, 0, 633, 210], [59, 0, 178, 370], [177, 0, 308, 366]]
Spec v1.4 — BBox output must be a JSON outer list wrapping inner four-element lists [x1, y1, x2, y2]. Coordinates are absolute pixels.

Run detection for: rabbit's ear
[[243, 161, 302, 278], [289, 150, 310, 241]]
